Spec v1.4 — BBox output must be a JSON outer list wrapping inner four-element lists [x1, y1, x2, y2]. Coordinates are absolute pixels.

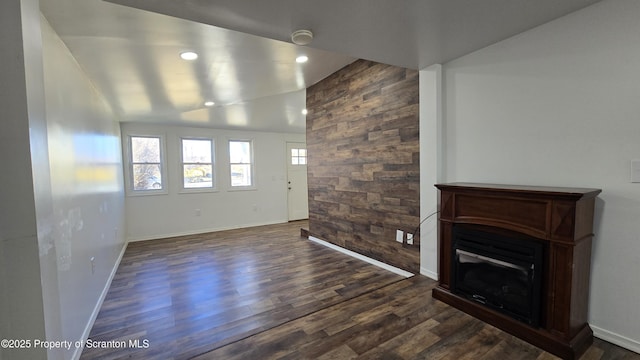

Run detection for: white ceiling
[[40, 0, 601, 134]]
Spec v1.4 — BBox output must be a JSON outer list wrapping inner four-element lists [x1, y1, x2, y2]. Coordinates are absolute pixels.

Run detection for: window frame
[[124, 134, 168, 196], [228, 139, 255, 190], [179, 137, 217, 193], [290, 147, 307, 166]]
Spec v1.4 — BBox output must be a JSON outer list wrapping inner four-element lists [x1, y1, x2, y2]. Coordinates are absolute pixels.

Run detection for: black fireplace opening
[[451, 225, 544, 327]]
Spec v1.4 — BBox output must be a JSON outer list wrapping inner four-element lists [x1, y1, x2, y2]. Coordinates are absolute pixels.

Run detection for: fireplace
[[433, 183, 601, 360], [451, 224, 544, 327]]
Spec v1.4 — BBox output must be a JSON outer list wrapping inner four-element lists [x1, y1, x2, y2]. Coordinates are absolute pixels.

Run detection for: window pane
[[230, 164, 251, 186], [184, 164, 213, 188], [229, 141, 250, 164], [182, 139, 212, 163], [132, 164, 162, 190], [131, 137, 160, 163], [290, 147, 307, 166]]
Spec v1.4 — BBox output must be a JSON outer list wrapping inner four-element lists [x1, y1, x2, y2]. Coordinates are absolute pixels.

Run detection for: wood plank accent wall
[[306, 59, 420, 273]]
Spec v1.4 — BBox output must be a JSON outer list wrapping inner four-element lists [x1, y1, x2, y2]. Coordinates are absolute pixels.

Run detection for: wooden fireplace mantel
[[433, 183, 601, 360]]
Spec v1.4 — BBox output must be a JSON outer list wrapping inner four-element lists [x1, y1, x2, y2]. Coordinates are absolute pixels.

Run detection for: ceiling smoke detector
[[291, 29, 313, 46]]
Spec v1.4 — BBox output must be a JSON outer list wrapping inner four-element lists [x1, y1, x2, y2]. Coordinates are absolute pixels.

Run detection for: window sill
[[178, 188, 220, 195], [126, 189, 169, 197], [227, 186, 257, 192]]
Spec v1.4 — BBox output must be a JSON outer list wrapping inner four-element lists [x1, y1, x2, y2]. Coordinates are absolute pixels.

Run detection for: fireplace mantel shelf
[[433, 183, 601, 360]]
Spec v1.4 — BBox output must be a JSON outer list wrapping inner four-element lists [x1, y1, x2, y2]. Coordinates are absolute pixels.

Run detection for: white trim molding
[[127, 220, 285, 242], [420, 267, 438, 281], [308, 236, 414, 278], [72, 242, 128, 360], [592, 325, 640, 355]]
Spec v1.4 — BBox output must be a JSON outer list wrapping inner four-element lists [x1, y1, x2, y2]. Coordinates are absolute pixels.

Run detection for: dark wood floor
[[82, 221, 639, 360]]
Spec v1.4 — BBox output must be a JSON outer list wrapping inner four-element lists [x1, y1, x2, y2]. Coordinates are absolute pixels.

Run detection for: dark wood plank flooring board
[[196, 276, 639, 360], [82, 221, 639, 360], [81, 221, 405, 359]]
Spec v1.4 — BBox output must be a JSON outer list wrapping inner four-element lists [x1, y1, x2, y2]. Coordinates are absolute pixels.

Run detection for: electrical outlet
[[396, 230, 404, 243], [195, 208, 201, 216], [407, 233, 414, 245]]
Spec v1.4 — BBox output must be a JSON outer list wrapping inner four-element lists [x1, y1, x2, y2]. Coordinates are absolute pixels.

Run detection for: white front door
[[286, 142, 309, 221]]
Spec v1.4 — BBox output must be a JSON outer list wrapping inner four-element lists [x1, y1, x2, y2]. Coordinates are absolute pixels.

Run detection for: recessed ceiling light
[[204, 101, 215, 107], [180, 51, 198, 60], [301, 109, 308, 115], [296, 55, 308, 63]]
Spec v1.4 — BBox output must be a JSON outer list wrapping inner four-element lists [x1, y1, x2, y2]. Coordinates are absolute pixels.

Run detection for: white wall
[[439, 0, 640, 352], [0, 2, 125, 358], [419, 64, 442, 280], [40, 17, 126, 360], [1, 0, 49, 358], [121, 123, 305, 241]]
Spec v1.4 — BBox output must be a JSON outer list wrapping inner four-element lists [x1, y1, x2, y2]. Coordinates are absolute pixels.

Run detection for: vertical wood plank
[[307, 59, 420, 273]]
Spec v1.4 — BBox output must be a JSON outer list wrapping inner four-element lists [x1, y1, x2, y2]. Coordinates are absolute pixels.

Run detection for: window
[[128, 135, 165, 192], [181, 138, 214, 190], [290, 148, 307, 165], [229, 140, 253, 187]]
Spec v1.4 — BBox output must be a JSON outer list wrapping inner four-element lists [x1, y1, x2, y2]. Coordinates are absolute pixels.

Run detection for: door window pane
[[291, 148, 307, 165]]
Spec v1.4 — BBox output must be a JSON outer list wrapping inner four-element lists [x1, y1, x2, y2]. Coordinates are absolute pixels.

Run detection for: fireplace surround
[[433, 183, 601, 360]]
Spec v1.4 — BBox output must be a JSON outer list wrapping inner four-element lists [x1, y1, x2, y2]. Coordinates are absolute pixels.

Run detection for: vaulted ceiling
[[40, 0, 601, 133]]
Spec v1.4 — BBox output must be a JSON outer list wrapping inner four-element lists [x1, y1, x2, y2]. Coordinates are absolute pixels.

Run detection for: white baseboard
[[127, 220, 287, 242], [308, 236, 414, 278], [592, 324, 640, 354], [420, 267, 438, 281], [72, 241, 128, 360]]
